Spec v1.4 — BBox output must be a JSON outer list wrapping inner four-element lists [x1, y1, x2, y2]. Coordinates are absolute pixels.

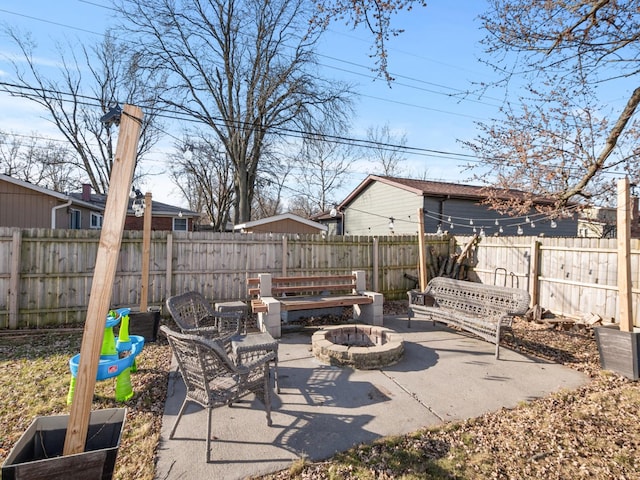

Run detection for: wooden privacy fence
[[0, 227, 449, 329], [3, 227, 639, 328], [459, 235, 640, 325]]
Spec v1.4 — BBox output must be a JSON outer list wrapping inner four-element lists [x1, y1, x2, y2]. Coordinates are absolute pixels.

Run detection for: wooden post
[[372, 236, 379, 292], [9, 229, 21, 329], [281, 235, 287, 277], [165, 233, 173, 299], [139, 192, 152, 312], [529, 240, 540, 308], [418, 208, 428, 290], [63, 104, 143, 456], [617, 178, 633, 332]]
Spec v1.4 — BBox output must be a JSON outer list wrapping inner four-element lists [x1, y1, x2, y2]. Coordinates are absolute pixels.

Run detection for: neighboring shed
[[234, 213, 328, 235], [337, 175, 579, 237]]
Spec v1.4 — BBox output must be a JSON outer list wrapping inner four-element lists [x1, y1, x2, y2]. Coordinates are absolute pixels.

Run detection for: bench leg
[[258, 298, 281, 338], [354, 291, 383, 326], [495, 323, 502, 360]]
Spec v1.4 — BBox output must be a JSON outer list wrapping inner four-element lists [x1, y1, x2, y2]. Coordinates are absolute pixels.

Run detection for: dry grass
[[1, 306, 640, 480], [0, 330, 171, 480]]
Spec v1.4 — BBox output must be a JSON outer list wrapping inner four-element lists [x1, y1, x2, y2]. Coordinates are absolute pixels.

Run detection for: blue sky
[[0, 0, 502, 207]]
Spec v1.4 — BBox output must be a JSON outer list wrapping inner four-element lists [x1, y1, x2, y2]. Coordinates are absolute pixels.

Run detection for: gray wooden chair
[[165, 291, 240, 346], [160, 325, 274, 462]]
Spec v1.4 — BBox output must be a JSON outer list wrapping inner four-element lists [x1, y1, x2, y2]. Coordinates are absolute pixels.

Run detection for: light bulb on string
[[550, 220, 557, 228], [499, 226, 504, 233], [531, 222, 535, 228], [447, 216, 451, 223], [436, 224, 443, 235], [494, 219, 499, 226], [525, 216, 530, 223], [469, 219, 474, 225], [517, 225, 523, 235], [479, 227, 485, 236]]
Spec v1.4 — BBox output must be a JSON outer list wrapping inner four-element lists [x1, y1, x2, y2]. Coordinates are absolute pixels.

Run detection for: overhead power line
[[0, 81, 480, 162], [0, 5, 503, 122]]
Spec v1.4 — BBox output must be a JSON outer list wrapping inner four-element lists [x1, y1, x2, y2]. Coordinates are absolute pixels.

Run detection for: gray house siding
[[425, 197, 577, 237], [345, 181, 422, 235], [341, 176, 578, 237]]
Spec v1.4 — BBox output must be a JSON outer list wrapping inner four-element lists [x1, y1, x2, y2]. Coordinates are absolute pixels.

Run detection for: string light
[[334, 203, 580, 235]]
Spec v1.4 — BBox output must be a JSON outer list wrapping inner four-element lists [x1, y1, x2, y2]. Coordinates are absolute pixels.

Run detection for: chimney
[[82, 184, 91, 201]]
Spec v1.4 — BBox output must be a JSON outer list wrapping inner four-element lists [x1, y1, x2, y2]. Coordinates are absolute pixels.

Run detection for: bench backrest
[[247, 274, 357, 297], [426, 277, 530, 318]]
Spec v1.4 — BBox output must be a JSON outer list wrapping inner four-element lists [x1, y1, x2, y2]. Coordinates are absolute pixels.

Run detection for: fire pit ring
[[311, 324, 404, 369]]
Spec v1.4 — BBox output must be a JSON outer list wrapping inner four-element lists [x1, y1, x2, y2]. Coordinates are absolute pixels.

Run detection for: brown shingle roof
[[340, 175, 556, 207]]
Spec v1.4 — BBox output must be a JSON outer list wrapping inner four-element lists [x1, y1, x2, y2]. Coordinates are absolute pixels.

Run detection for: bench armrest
[[408, 289, 435, 306]]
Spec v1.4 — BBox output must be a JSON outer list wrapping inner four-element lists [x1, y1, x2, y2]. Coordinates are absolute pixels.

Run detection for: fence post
[[617, 178, 633, 332], [140, 192, 152, 312], [9, 229, 21, 329], [418, 208, 428, 290], [372, 237, 379, 291], [281, 235, 287, 276], [165, 233, 173, 300], [529, 239, 541, 308]]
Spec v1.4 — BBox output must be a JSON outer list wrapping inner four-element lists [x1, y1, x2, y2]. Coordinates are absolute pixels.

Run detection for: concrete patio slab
[[154, 315, 588, 480]]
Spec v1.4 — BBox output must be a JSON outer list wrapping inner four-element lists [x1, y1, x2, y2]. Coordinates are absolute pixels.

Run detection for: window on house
[[90, 212, 103, 229], [173, 217, 187, 231], [70, 209, 81, 229]]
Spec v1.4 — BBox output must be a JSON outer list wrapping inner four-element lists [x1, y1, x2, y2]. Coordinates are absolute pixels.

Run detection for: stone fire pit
[[311, 324, 404, 369]]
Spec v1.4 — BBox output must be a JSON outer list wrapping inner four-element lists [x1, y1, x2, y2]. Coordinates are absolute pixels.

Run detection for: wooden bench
[[407, 277, 530, 359], [247, 270, 383, 337]]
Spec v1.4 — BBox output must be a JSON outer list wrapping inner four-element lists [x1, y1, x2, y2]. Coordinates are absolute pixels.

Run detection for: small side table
[[215, 300, 250, 333], [231, 332, 280, 393]]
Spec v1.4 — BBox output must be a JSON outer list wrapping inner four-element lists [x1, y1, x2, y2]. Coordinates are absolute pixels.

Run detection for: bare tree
[[467, 0, 640, 214], [311, 0, 427, 80], [170, 134, 235, 231], [252, 153, 296, 219], [117, 0, 354, 223], [0, 130, 81, 191], [292, 134, 357, 216], [0, 131, 26, 179], [1, 29, 162, 194], [365, 122, 407, 176]]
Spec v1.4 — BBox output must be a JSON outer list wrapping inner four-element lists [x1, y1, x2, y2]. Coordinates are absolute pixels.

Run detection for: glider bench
[[407, 277, 530, 359], [248, 270, 383, 337]]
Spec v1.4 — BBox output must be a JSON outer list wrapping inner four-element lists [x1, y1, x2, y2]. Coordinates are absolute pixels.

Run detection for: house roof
[[67, 191, 199, 217], [0, 174, 198, 217], [234, 213, 328, 231], [0, 174, 96, 209], [339, 175, 557, 208], [310, 210, 343, 221]]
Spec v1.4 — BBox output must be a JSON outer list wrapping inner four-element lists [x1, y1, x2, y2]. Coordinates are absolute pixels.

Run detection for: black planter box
[[595, 324, 640, 381], [2, 408, 126, 480], [115, 309, 160, 342]]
